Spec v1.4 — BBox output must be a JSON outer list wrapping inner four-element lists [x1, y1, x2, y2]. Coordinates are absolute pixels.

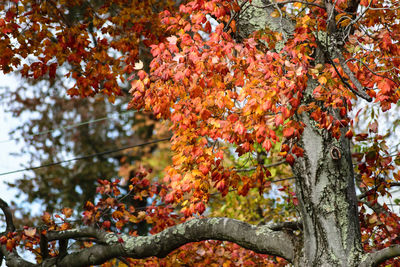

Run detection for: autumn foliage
[[1, 0, 400, 266]]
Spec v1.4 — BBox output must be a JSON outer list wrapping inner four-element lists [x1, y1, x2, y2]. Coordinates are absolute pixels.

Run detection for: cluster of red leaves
[[84, 174, 178, 233], [0, 0, 175, 100], [128, 0, 399, 216], [80, 171, 286, 266], [128, 2, 315, 214], [0, 207, 73, 261], [128, 241, 288, 266], [353, 119, 400, 264]]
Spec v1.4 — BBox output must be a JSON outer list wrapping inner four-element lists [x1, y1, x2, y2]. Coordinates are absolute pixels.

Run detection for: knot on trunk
[[330, 146, 341, 160]]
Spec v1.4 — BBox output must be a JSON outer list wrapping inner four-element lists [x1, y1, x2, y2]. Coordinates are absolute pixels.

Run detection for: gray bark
[[292, 110, 362, 266], [1, 218, 296, 267]]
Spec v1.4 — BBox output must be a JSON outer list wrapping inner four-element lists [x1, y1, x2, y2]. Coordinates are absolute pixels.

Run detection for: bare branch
[[359, 245, 400, 267], [46, 227, 101, 241], [58, 239, 68, 259], [47, 218, 296, 267], [236, 160, 287, 172]]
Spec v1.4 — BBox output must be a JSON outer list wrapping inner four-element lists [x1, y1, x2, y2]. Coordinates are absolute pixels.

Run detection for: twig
[[118, 257, 131, 266], [344, 0, 372, 34], [345, 57, 400, 86], [224, 0, 249, 32], [358, 182, 400, 200], [326, 49, 372, 102], [235, 160, 287, 172]]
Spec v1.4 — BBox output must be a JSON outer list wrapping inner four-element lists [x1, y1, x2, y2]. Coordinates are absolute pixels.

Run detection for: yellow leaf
[[183, 172, 194, 181], [318, 76, 327, 85], [109, 95, 116, 104], [192, 169, 203, 177], [271, 10, 280, 18], [293, 2, 302, 8], [339, 18, 351, 27], [62, 207, 73, 218], [302, 15, 311, 25]]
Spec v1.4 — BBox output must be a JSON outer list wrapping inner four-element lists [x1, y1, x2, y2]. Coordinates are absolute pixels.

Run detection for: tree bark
[[292, 108, 363, 266], [238, 1, 364, 265], [49, 218, 296, 267]]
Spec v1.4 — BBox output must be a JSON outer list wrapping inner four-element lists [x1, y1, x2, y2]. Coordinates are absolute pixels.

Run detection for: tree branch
[[266, 221, 302, 231], [235, 160, 287, 172], [359, 245, 400, 267], [0, 198, 35, 267], [46, 218, 296, 267], [40, 231, 49, 260], [0, 198, 15, 233], [325, 50, 372, 102], [358, 182, 400, 200], [335, 49, 373, 102]]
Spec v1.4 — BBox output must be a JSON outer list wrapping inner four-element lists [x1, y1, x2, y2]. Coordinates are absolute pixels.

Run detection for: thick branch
[[46, 227, 101, 241], [266, 221, 302, 231], [360, 245, 400, 267], [52, 218, 296, 267]]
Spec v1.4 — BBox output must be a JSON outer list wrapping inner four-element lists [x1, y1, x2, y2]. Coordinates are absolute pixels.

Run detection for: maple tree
[[1, 0, 400, 266]]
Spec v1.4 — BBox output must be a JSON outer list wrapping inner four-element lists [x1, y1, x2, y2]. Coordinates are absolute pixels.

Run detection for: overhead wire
[[0, 109, 136, 144], [0, 137, 171, 177]]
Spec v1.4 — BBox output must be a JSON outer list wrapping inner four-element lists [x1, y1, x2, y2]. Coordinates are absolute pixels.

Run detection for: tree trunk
[[238, 2, 364, 265], [293, 96, 362, 266]]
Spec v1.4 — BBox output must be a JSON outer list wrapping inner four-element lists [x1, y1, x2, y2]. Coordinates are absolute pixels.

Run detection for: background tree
[[1, 0, 400, 266], [0, 0, 172, 231]]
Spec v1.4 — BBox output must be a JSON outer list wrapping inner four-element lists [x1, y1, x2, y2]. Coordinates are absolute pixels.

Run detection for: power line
[[0, 110, 135, 144], [0, 137, 171, 177]]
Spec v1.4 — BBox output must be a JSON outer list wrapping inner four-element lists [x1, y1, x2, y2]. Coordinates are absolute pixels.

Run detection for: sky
[[0, 73, 25, 207], [0, 73, 39, 265]]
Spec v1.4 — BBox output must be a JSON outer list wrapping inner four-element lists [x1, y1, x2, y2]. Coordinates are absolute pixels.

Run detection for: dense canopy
[[1, 0, 400, 266]]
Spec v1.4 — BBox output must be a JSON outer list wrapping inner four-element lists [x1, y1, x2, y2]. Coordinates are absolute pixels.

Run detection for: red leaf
[[286, 154, 295, 165], [48, 63, 57, 79], [102, 221, 111, 228], [262, 139, 272, 152], [283, 127, 294, 138], [195, 202, 206, 214], [345, 129, 354, 138], [275, 115, 284, 126]]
